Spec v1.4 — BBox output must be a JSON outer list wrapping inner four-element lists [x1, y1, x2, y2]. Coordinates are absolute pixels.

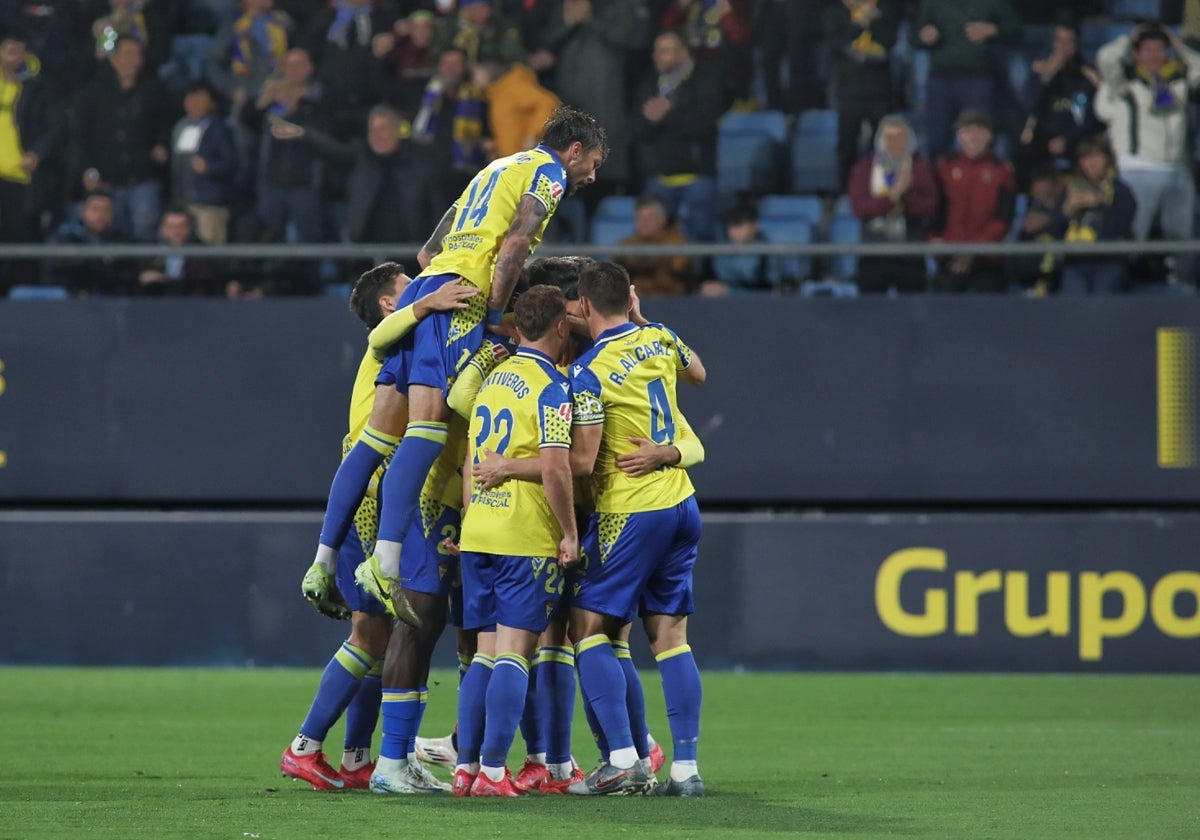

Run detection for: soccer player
[[566, 261, 707, 796], [281, 263, 476, 791], [454, 285, 580, 797], [356, 106, 606, 629]]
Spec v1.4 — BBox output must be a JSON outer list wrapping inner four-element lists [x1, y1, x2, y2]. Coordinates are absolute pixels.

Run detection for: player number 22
[[647, 378, 675, 444], [474, 405, 514, 457]]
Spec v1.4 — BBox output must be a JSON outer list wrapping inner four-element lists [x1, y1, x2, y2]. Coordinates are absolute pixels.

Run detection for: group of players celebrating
[[278, 106, 706, 798]]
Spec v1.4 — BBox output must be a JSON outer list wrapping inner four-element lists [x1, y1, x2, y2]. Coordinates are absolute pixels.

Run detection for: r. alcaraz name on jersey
[[422, 145, 568, 296], [460, 347, 574, 557], [571, 322, 695, 514]]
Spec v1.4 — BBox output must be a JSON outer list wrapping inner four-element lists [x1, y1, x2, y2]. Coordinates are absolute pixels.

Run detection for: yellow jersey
[[570, 322, 696, 514], [421, 145, 569, 295], [460, 347, 574, 556]]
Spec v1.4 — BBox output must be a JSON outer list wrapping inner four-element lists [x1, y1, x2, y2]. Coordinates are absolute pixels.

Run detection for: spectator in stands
[[506, 0, 558, 84], [700, 202, 780, 296], [472, 59, 559, 159], [848, 114, 939, 294], [1052, 134, 1136, 295], [0, 1, 87, 89], [754, 0, 824, 113], [73, 35, 170, 243], [241, 47, 327, 244], [169, 82, 238, 244], [431, 0, 525, 69], [931, 109, 1015, 293], [374, 9, 439, 114], [410, 46, 487, 210], [824, 0, 904, 190], [284, 103, 437, 245], [616, 192, 693, 296], [660, 0, 754, 104], [44, 190, 128, 295], [207, 0, 293, 115], [1010, 162, 1065, 294], [633, 29, 727, 243], [303, 0, 394, 140], [135, 206, 224, 296], [1094, 23, 1200, 286], [1015, 18, 1101, 186], [542, 0, 642, 199], [88, 0, 174, 73], [0, 26, 64, 260], [914, 0, 1020, 161]]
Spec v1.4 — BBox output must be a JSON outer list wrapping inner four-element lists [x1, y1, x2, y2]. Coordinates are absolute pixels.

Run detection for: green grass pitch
[[1, 668, 1197, 839]]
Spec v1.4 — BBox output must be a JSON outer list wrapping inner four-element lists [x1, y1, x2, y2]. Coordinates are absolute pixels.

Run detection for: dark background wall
[[1, 298, 1197, 671]]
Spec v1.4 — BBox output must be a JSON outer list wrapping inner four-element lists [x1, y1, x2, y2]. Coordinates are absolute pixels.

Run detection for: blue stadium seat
[[832, 194, 853, 218], [593, 195, 636, 221], [720, 110, 790, 143], [797, 109, 838, 139], [828, 214, 861, 280], [323, 282, 352, 300], [1007, 194, 1029, 243], [718, 132, 783, 195], [1109, 0, 1161, 21], [790, 133, 840, 194], [909, 50, 930, 112], [1080, 23, 1128, 65], [590, 215, 635, 246], [757, 216, 813, 283], [758, 194, 823, 229], [8, 284, 69, 300]]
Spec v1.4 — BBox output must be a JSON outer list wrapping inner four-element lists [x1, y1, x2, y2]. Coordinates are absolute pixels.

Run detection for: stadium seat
[[1007, 194, 1029, 243], [593, 195, 636, 221], [590, 215, 635, 246], [717, 110, 790, 196], [7, 284, 69, 300], [909, 50, 930, 113], [1080, 24, 1128, 65], [790, 133, 840, 194], [832, 194, 853, 218], [797, 109, 838, 139], [828, 214, 861, 280], [1108, 0, 1161, 20], [756, 216, 813, 284], [721, 110, 790, 143], [323, 282, 352, 300], [758, 194, 823, 229], [800, 279, 859, 298]]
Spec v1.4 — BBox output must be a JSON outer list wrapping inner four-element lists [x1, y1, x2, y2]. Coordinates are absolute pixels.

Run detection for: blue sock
[[375, 423, 448, 543], [519, 658, 542, 757], [538, 645, 576, 765], [343, 660, 382, 752], [456, 653, 494, 765], [380, 688, 423, 762], [299, 642, 375, 741], [575, 635, 634, 752], [656, 645, 702, 763], [582, 691, 609, 761], [615, 640, 649, 759], [481, 654, 531, 768], [318, 428, 398, 550]]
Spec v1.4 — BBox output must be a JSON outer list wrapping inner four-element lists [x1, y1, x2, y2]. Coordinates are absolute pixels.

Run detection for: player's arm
[[367, 280, 479, 359], [569, 423, 603, 478], [418, 204, 458, 269], [472, 447, 543, 488], [680, 348, 706, 385], [488, 194, 549, 314], [541, 446, 579, 567]]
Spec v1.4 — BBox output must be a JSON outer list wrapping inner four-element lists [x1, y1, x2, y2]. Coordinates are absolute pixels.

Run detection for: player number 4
[[647, 378, 675, 444]]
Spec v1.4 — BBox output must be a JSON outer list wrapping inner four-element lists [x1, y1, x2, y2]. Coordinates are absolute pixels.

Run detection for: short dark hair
[[349, 262, 405, 329], [578, 261, 630, 318], [635, 192, 666, 212], [514, 284, 566, 341], [725, 202, 758, 227], [524, 256, 594, 300], [540, 105, 608, 161], [1075, 133, 1115, 167], [1133, 24, 1170, 50], [83, 189, 113, 204]]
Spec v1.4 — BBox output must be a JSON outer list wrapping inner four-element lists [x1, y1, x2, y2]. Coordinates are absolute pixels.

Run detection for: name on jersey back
[[607, 340, 673, 386]]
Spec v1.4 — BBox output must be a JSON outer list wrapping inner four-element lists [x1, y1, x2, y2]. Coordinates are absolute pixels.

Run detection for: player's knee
[[349, 611, 392, 659], [643, 613, 688, 655]]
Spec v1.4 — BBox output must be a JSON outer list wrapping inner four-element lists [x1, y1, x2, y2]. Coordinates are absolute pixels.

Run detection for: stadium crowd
[[1, 0, 1198, 297]]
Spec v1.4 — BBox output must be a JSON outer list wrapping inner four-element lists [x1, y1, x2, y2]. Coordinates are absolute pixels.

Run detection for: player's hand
[[472, 448, 512, 489], [616, 436, 679, 477], [301, 563, 351, 621], [439, 536, 461, 557], [423, 278, 480, 313], [558, 535, 581, 569], [628, 284, 649, 326]]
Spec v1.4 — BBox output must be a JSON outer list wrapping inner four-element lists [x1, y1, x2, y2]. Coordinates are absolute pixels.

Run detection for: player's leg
[[453, 549, 496, 795], [415, 595, 468, 771], [611, 627, 651, 771], [339, 611, 391, 787], [530, 613, 580, 792], [282, 532, 391, 791], [643, 496, 704, 797], [311, 385, 407, 574], [512, 646, 546, 791]]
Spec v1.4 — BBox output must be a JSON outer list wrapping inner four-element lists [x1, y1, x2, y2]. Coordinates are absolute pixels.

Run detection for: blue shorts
[[399, 503, 461, 599], [460, 551, 496, 632], [462, 552, 565, 633], [376, 273, 487, 396], [572, 496, 701, 623], [336, 523, 389, 616]]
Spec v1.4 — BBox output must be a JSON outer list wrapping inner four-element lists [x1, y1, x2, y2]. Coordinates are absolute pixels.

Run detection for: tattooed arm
[[417, 204, 458, 270], [488, 194, 549, 312]]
